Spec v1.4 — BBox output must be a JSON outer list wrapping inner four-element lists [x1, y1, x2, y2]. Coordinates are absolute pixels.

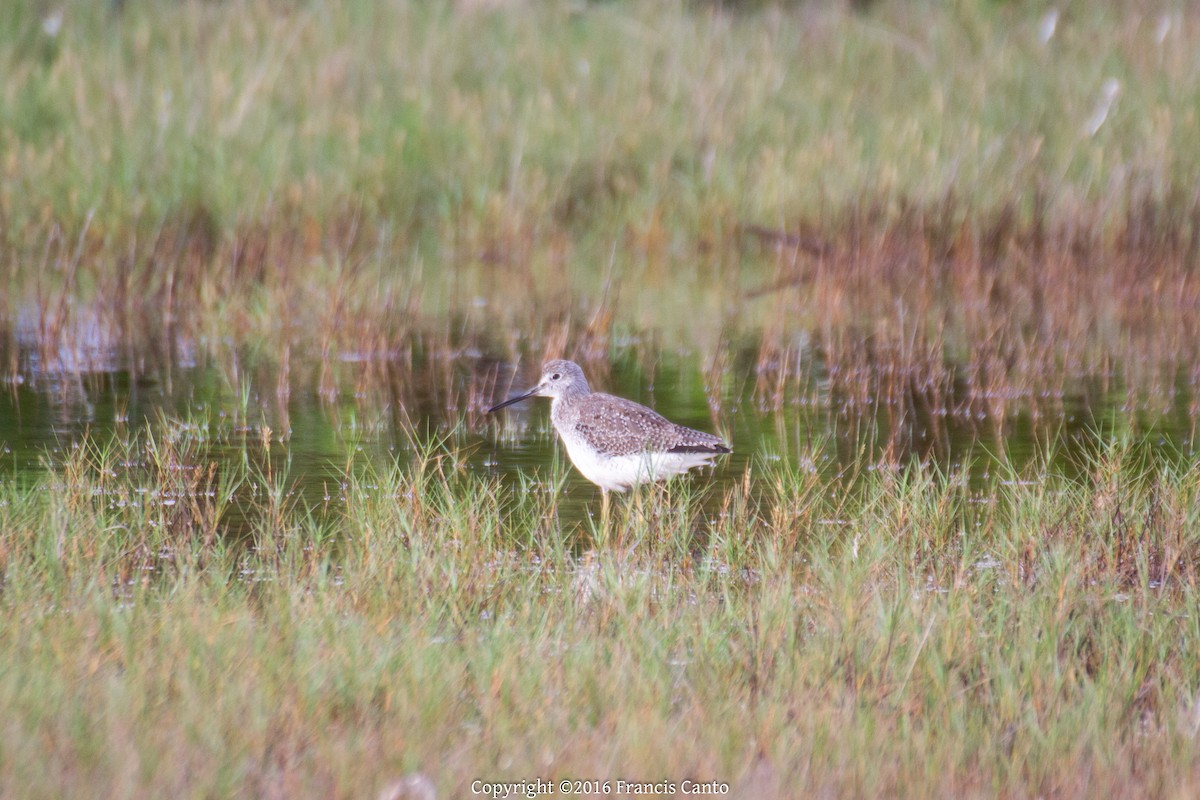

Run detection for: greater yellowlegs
[[487, 360, 731, 494]]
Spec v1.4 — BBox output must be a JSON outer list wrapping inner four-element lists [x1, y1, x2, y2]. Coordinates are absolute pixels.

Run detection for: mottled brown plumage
[[562, 392, 729, 458], [488, 359, 731, 492]]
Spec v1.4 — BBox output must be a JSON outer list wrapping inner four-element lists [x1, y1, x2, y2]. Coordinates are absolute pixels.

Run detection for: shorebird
[[487, 360, 731, 499]]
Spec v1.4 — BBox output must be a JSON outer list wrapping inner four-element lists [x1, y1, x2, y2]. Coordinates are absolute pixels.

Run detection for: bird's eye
[[551, 373, 561, 380]]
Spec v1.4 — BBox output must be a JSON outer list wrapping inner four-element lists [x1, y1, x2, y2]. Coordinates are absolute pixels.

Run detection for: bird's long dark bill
[[487, 387, 540, 413]]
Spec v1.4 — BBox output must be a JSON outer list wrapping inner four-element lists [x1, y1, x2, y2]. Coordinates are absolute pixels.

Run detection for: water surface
[[3, 325, 1196, 538]]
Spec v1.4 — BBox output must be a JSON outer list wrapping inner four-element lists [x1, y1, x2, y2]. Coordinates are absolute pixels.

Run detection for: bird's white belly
[[558, 434, 716, 492]]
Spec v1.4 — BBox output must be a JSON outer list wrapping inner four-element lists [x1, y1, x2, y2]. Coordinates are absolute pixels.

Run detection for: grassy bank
[[2, 1, 1199, 353], [4, 1, 1200, 424], [5, 1, 1198, 231], [1, 424, 1199, 797]]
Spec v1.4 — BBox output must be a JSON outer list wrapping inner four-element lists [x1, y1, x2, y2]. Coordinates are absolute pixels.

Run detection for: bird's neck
[[551, 383, 590, 414]]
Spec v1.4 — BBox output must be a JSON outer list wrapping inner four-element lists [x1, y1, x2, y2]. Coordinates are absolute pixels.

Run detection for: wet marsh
[[4, 1, 1200, 797]]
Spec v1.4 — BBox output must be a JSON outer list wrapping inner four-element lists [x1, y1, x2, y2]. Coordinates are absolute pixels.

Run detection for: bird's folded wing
[[570, 394, 728, 457]]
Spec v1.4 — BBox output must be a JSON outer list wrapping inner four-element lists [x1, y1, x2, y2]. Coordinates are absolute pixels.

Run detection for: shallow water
[[3, 320, 1197, 538]]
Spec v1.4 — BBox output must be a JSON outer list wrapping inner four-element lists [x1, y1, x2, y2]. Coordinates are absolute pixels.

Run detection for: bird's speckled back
[[552, 390, 729, 458]]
